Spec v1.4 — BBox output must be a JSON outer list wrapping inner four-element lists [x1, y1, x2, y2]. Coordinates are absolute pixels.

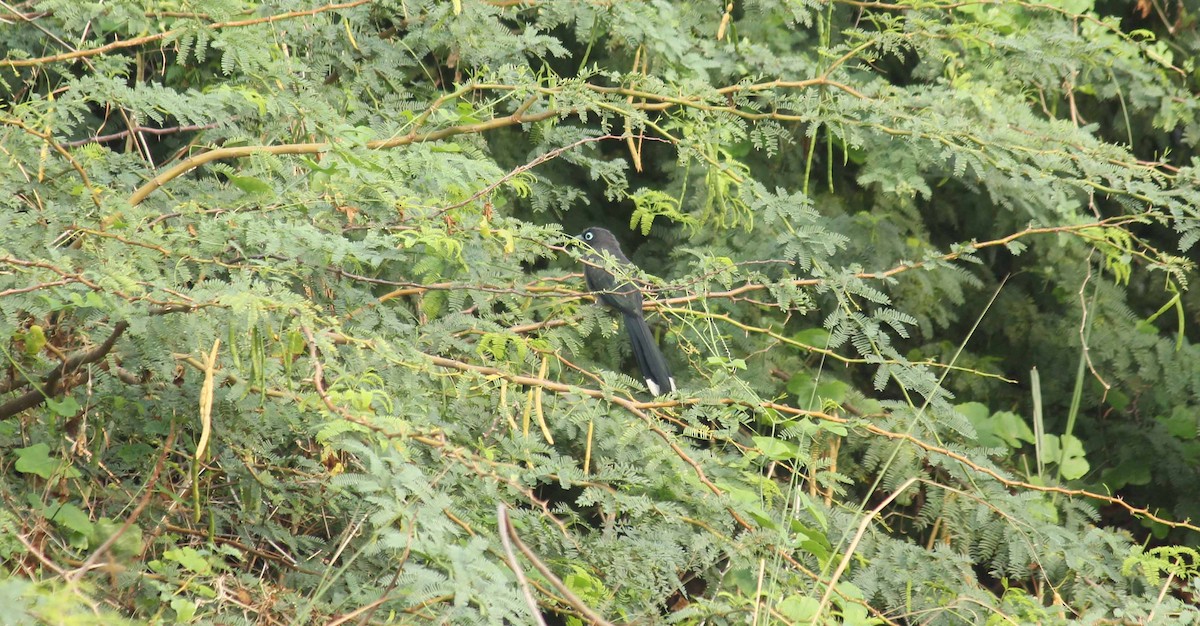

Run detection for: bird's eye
[[584, 232, 594, 241]]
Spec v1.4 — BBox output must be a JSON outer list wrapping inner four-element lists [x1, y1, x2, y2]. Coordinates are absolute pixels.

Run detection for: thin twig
[[62, 122, 222, 147], [499, 503, 613, 626], [431, 134, 670, 218], [815, 477, 918, 617], [497, 504, 549, 626], [1, 0, 373, 68], [417, 351, 1200, 536], [67, 424, 178, 582]]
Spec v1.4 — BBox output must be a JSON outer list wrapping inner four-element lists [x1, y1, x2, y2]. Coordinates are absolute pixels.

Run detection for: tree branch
[[0, 321, 129, 420], [0, 0, 374, 69], [498, 503, 611, 626]]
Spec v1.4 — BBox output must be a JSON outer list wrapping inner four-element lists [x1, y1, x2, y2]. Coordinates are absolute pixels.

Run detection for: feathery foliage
[[2, 0, 1200, 623]]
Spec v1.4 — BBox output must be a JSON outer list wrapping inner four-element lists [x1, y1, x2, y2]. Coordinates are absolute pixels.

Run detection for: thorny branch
[[420, 352, 1200, 536]]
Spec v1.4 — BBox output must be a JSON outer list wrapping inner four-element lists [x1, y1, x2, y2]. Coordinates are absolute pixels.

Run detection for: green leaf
[[1056, 434, 1090, 480], [793, 327, 830, 347], [171, 598, 198, 622], [228, 175, 273, 195], [991, 411, 1035, 448], [1159, 407, 1198, 440], [92, 518, 144, 557], [47, 395, 82, 417], [777, 594, 819, 621], [834, 583, 875, 625], [22, 325, 47, 355], [163, 548, 213, 575], [752, 435, 799, 461], [961, 403, 1033, 449], [1044, 434, 1090, 480], [788, 373, 850, 413], [790, 519, 833, 563], [44, 502, 93, 537], [1101, 460, 1152, 488], [817, 420, 848, 436], [15, 444, 60, 479], [956, 402, 990, 422], [563, 565, 607, 604], [795, 492, 828, 531]]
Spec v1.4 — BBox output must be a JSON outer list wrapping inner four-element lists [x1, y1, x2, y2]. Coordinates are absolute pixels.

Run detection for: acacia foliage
[[2, 0, 1200, 624]]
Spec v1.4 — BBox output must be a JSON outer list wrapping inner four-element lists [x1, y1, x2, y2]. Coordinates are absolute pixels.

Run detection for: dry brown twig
[[67, 425, 178, 582]]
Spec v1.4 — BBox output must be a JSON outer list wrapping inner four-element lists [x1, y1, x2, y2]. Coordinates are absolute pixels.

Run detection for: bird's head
[[575, 226, 621, 252]]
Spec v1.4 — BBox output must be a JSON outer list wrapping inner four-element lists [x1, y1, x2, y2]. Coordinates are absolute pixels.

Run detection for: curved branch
[[0, 0, 373, 69], [127, 73, 873, 206], [0, 321, 129, 420], [128, 108, 562, 206], [754, 400, 1200, 536], [498, 503, 612, 626], [63, 122, 222, 148]]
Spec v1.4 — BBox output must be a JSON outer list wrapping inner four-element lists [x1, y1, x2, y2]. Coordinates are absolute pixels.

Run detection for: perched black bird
[[576, 227, 676, 396]]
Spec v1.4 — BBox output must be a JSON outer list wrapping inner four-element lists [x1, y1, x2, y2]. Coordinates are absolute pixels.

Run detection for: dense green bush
[[2, 0, 1199, 623]]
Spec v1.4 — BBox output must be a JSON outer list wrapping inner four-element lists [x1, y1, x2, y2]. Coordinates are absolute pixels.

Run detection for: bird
[[576, 227, 676, 396]]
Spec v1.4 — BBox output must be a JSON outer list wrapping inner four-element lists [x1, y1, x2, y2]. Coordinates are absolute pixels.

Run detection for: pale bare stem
[[298, 328, 576, 541], [1, 0, 374, 68], [411, 343, 1200, 535], [499, 503, 615, 626], [0, 321, 130, 420], [13, 531, 69, 577], [830, 1, 1186, 76], [659, 306, 1015, 382], [752, 400, 1200, 534], [163, 523, 302, 570], [1146, 569, 1175, 623], [0, 116, 101, 207], [815, 477, 918, 618], [419, 354, 1173, 623], [0, 279, 72, 297], [408, 82, 480, 132], [496, 504, 550, 626], [63, 122, 223, 147], [1077, 255, 1111, 393], [129, 108, 564, 205], [579, 215, 1149, 308]]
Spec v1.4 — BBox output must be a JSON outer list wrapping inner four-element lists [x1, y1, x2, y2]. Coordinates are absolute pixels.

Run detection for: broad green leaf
[[44, 502, 93, 537], [15, 444, 60, 479], [171, 598, 197, 622], [777, 594, 819, 621], [752, 435, 798, 461], [164, 548, 213, 575], [228, 175, 273, 195], [47, 395, 81, 417]]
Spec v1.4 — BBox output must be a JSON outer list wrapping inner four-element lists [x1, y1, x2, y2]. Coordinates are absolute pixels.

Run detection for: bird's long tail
[[624, 313, 676, 396]]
